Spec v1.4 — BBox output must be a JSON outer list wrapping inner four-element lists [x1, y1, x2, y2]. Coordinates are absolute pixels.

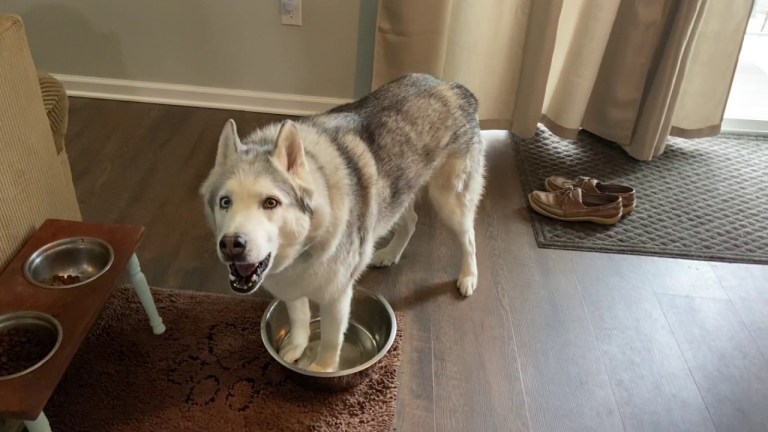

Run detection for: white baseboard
[[52, 74, 353, 116], [721, 117, 768, 135]]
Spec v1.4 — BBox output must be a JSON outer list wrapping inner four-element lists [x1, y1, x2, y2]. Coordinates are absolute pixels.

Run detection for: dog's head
[[200, 119, 314, 294]]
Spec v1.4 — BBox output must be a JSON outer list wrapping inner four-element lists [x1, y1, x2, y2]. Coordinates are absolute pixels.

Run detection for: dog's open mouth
[[228, 253, 271, 294]]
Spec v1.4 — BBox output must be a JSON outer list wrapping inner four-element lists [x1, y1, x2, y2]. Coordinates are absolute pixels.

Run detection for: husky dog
[[200, 73, 485, 372]]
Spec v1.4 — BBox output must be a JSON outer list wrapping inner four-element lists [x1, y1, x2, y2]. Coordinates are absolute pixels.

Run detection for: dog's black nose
[[219, 234, 247, 259]]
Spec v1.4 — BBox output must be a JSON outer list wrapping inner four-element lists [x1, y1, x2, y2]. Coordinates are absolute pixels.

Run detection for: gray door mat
[[514, 126, 768, 264]]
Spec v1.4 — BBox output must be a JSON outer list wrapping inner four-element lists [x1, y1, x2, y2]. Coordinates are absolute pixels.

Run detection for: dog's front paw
[[279, 337, 309, 364], [370, 248, 401, 268], [306, 362, 336, 373], [457, 275, 477, 297]]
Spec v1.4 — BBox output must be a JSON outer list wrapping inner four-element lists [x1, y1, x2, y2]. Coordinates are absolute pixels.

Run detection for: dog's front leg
[[279, 297, 310, 364], [307, 288, 353, 373]]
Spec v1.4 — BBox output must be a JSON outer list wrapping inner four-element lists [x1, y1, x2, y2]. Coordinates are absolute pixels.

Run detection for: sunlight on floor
[[480, 129, 511, 147]]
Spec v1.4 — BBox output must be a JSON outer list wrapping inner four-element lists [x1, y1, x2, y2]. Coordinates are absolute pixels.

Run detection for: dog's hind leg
[[428, 136, 485, 296], [279, 297, 311, 364], [370, 201, 418, 267]]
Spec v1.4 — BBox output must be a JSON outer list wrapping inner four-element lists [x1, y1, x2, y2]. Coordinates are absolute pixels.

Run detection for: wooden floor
[[66, 98, 768, 432]]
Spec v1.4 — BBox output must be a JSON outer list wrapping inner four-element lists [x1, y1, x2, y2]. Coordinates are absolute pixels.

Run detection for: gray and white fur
[[200, 73, 486, 372]]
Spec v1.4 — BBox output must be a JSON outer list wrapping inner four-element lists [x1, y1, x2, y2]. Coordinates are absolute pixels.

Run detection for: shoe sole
[[544, 182, 635, 216], [528, 194, 622, 225]]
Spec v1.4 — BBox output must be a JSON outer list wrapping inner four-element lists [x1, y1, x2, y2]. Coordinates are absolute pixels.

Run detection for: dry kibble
[[0, 327, 56, 376], [46, 274, 82, 286]]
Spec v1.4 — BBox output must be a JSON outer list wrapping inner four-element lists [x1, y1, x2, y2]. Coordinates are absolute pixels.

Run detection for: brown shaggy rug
[[44, 286, 403, 431]]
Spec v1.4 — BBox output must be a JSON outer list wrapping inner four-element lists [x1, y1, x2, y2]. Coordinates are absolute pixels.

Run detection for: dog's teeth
[[251, 274, 257, 281], [229, 274, 236, 281]]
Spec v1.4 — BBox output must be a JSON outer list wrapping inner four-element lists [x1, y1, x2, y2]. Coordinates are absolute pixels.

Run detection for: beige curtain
[[372, 0, 753, 161]]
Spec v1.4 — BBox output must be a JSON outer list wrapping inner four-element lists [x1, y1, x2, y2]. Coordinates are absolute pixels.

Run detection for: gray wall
[[2, 0, 378, 99]]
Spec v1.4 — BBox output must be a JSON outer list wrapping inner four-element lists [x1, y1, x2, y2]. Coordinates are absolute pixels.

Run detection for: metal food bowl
[[0, 311, 63, 380], [261, 288, 397, 390], [24, 237, 114, 289]]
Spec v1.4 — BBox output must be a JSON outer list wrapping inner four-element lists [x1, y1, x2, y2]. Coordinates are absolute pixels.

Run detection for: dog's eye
[[219, 196, 232, 210], [263, 197, 280, 210]]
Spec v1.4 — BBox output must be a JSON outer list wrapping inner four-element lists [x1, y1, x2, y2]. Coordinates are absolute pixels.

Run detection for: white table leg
[[23, 412, 51, 432], [127, 254, 166, 335]]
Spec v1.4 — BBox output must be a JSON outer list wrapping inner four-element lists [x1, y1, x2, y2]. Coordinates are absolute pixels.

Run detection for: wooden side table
[[0, 219, 166, 431]]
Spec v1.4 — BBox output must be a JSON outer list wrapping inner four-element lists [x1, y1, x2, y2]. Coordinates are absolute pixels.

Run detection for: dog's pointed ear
[[272, 120, 307, 176], [215, 119, 246, 166]]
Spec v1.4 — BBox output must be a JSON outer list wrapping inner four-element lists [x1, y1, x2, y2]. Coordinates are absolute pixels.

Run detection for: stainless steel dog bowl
[[0, 311, 63, 380], [24, 237, 114, 288], [261, 288, 397, 390]]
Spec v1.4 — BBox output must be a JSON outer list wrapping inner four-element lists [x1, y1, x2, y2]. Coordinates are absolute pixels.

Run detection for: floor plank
[[505, 248, 624, 432], [429, 136, 530, 432], [659, 294, 768, 432], [639, 257, 728, 299], [710, 262, 768, 359], [573, 253, 715, 432], [500, 138, 623, 432], [363, 220, 437, 431]]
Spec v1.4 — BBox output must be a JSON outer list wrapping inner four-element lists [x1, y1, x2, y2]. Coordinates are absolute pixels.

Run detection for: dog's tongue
[[235, 263, 256, 277]]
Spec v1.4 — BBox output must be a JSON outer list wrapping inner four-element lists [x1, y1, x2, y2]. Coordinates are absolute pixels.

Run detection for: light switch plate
[[281, 0, 302, 26]]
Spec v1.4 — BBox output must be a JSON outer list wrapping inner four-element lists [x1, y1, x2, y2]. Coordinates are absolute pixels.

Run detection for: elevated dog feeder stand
[[0, 219, 166, 432]]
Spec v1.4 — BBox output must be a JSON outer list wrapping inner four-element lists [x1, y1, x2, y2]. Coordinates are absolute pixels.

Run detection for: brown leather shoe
[[545, 176, 636, 214], [528, 186, 623, 225]]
